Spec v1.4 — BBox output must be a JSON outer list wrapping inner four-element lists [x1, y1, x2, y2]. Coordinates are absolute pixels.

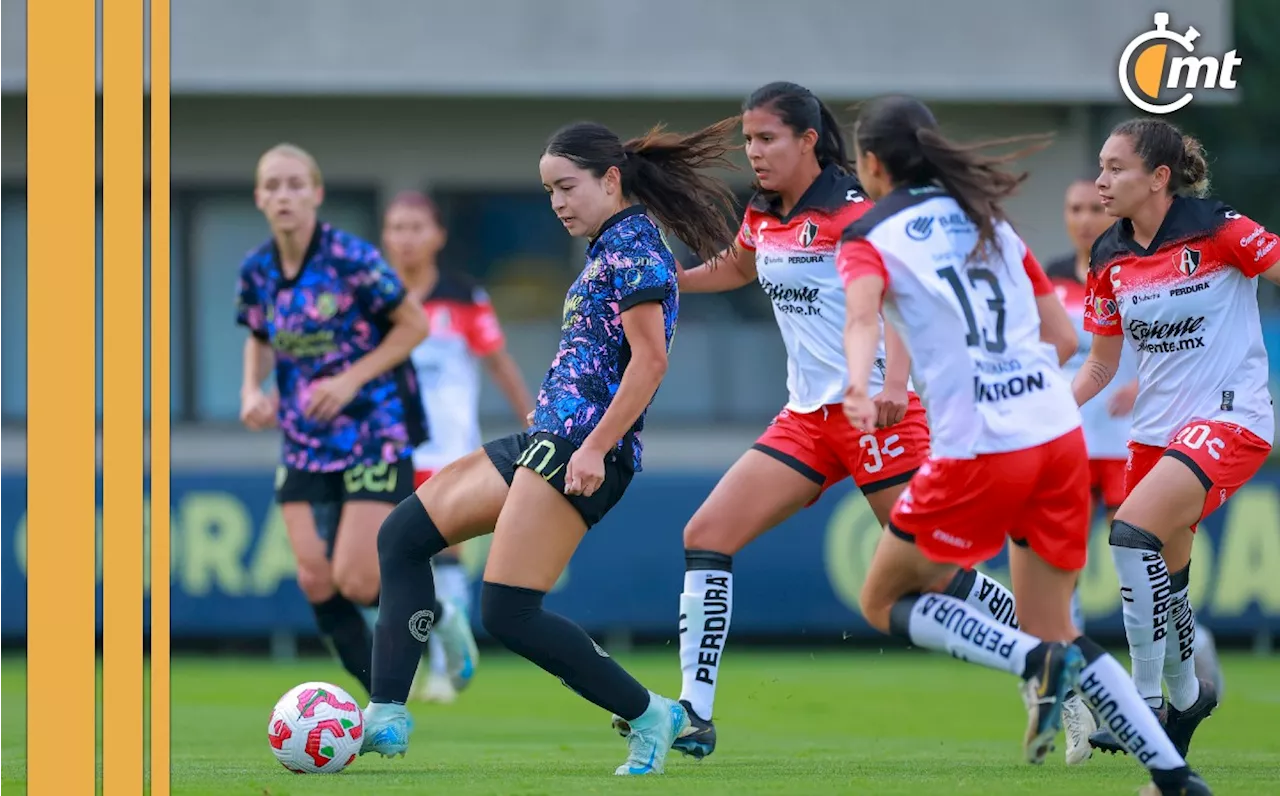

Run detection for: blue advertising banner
[[2, 467, 1278, 640]]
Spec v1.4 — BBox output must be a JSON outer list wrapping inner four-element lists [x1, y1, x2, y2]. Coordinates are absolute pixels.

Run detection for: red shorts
[[754, 395, 930, 506], [889, 427, 1090, 571], [1090, 459, 1127, 511], [413, 469, 436, 489], [1125, 420, 1272, 531]]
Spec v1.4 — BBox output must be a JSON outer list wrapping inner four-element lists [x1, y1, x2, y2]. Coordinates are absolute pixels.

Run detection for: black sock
[[312, 594, 373, 695], [370, 494, 448, 704], [482, 581, 650, 720]]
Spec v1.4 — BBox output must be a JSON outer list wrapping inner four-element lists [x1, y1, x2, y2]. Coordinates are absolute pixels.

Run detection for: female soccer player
[[1047, 178, 1226, 765], [838, 96, 1210, 796], [657, 82, 1014, 759], [1076, 119, 1278, 760], [381, 190, 534, 704], [237, 144, 482, 699], [361, 117, 742, 776]]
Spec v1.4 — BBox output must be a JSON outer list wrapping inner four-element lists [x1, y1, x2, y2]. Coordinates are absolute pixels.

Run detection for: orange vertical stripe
[[149, 0, 173, 791], [102, 0, 146, 793], [25, 0, 98, 792]]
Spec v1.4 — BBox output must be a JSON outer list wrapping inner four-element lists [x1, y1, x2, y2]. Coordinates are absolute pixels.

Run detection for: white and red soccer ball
[[267, 681, 364, 774]]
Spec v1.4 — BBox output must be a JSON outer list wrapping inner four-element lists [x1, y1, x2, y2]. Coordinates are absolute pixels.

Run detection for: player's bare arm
[[1072, 331, 1123, 407], [483, 348, 535, 423], [677, 243, 757, 293], [1035, 291, 1078, 366], [841, 274, 885, 431]]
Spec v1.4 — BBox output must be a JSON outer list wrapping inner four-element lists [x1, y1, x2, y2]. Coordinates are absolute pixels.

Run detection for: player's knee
[[296, 562, 335, 603], [683, 512, 734, 554], [377, 494, 446, 564], [1108, 518, 1163, 551], [859, 583, 895, 634], [480, 581, 541, 650], [332, 559, 379, 607]]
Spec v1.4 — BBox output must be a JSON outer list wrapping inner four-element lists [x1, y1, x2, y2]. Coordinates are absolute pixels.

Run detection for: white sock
[[944, 568, 1018, 628], [360, 605, 379, 631], [1075, 640, 1187, 771], [1162, 565, 1200, 711], [434, 559, 472, 614], [1110, 522, 1172, 708], [678, 554, 733, 720], [893, 593, 1043, 676], [428, 635, 447, 677], [427, 560, 470, 677]]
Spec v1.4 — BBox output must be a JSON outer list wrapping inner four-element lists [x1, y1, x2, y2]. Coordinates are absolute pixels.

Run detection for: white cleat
[[360, 702, 412, 758], [613, 694, 689, 776], [1062, 692, 1096, 765], [433, 599, 479, 693], [417, 674, 458, 704]]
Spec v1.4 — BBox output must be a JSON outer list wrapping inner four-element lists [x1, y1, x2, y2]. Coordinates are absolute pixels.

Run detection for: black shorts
[[274, 459, 416, 506], [483, 431, 634, 529]]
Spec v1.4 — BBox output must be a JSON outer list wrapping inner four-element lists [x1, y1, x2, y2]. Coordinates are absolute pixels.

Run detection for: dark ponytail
[[744, 81, 853, 176], [854, 95, 1052, 261], [544, 119, 740, 263]]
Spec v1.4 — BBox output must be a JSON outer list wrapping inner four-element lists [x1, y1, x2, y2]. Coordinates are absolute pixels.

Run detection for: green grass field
[[2, 648, 1278, 795]]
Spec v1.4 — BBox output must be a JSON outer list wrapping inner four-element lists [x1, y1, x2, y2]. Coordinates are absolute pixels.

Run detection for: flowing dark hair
[[544, 118, 741, 263], [854, 95, 1053, 260]]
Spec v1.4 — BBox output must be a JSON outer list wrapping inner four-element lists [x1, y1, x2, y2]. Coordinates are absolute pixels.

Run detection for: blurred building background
[[1, 0, 1278, 648]]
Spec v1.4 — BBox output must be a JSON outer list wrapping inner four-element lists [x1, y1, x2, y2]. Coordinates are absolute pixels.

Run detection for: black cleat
[[1140, 766, 1213, 795], [671, 700, 717, 760], [1165, 678, 1218, 758], [1088, 702, 1167, 755]]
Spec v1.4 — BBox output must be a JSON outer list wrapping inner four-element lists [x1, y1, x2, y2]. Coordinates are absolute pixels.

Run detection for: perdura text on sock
[[1078, 669, 1159, 765], [917, 594, 1017, 661], [680, 575, 730, 685]]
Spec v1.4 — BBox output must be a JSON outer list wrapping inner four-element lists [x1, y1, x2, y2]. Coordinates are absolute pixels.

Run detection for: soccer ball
[[267, 681, 364, 774]]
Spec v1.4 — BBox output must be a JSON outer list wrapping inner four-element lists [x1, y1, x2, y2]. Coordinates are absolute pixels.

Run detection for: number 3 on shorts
[[859, 433, 906, 474]]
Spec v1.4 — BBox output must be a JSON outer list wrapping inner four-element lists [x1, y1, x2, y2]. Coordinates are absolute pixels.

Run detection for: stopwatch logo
[[1118, 12, 1242, 115]]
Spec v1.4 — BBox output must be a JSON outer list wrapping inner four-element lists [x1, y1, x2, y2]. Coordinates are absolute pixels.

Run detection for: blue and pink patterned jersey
[[530, 206, 679, 471], [235, 222, 426, 472]]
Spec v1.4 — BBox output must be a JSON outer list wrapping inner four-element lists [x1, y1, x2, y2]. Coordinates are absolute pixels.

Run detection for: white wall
[[1, 0, 1235, 103]]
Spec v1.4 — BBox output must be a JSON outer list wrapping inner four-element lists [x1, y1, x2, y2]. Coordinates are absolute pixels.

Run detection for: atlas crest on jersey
[[797, 219, 819, 248], [1176, 245, 1201, 276]]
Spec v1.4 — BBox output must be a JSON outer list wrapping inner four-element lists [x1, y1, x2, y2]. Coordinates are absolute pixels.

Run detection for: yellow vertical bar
[[149, 0, 173, 791], [102, 0, 145, 793], [26, 0, 98, 791]]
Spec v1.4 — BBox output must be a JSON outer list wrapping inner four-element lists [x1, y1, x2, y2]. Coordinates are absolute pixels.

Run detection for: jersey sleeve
[[234, 260, 269, 341], [735, 207, 758, 251], [1083, 263, 1122, 336], [463, 286, 506, 357], [611, 250, 672, 313], [835, 238, 889, 291], [348, 250, 407, 320], [1216, 208, 1280, 277], [1021, 246, 1054, 296]]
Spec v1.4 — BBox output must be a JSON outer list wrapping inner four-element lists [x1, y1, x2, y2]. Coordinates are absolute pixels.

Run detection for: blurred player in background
[[658, 82, 1017, 759], [363, 117, 742, 776], [237, 144, 454, 699], [839, 96, 1210, 796], [1077, 119, 1278, 760], [381, 191, 534, 704]]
